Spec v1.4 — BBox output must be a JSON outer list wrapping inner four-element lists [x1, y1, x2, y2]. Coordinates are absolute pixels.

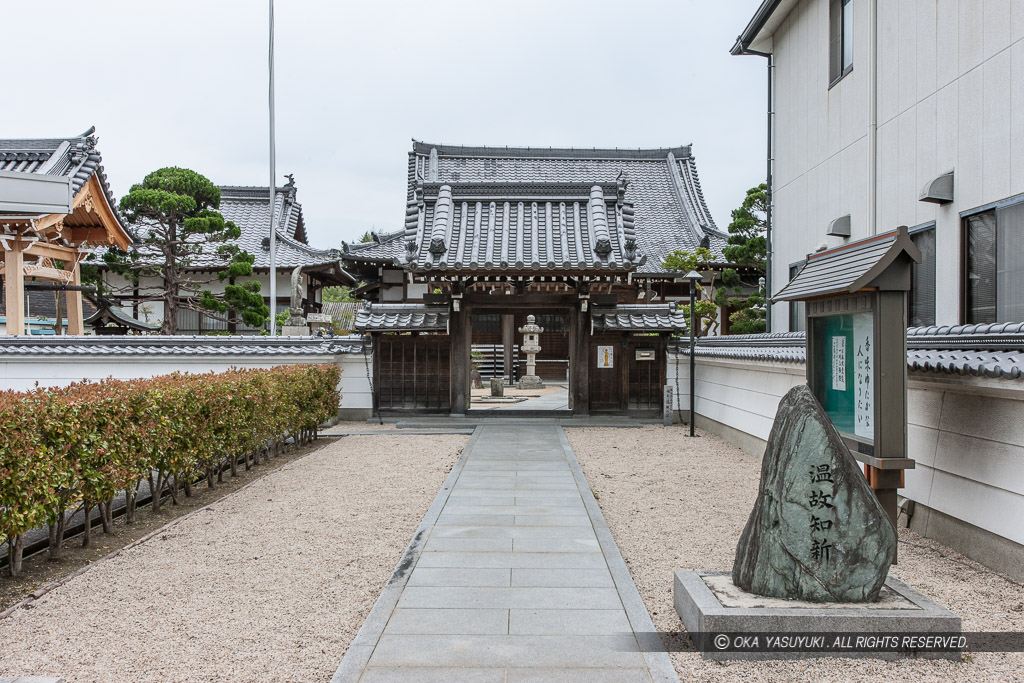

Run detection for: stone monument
[[516, 315, 544, 390], [490, 377, 504, 397], [281, 266, 310, 336], [673, 384, 960, 658], [732, 384, 896, 602]]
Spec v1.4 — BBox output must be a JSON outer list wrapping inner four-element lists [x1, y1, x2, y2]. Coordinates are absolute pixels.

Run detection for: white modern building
[[733, 0, 1024, 331], [719, 0, 1024, 579]]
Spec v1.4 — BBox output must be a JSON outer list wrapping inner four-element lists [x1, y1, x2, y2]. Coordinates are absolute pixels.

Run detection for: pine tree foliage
[[661, 184, 768, 335], [85, 168, 270, 334]]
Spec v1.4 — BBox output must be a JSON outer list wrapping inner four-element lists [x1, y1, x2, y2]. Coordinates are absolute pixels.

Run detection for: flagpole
[[268, 0, 278, 336]]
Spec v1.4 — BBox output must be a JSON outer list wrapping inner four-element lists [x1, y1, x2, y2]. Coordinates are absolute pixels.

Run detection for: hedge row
[[0, 364, 340, 576]]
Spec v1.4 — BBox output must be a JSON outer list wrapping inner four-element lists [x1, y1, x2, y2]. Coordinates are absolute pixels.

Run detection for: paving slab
[[385, 608, 509, 635], [332, 424, 677, 682], [509, 608, 632, 635], [430, 525, 600, 539], [421, 537, 514, 552], [367, 634, 644, 668], [511, 568, 615, 587], [406, 567, 512, 586]]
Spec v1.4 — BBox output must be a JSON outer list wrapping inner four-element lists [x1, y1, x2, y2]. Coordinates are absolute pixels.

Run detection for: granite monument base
[[281, 325, 310, 336], [674, 571, 961, 660], [517, 375, 544, 390]]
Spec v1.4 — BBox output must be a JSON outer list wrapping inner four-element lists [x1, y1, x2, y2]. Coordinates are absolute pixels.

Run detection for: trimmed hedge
[[0, 364, 339, 576]]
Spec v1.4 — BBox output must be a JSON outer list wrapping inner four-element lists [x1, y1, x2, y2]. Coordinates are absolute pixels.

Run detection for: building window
[[829, 0, 853, 85], [789, 263, 806, 331], [909, 226, 936, 327], [964, 198, 1024, 324]]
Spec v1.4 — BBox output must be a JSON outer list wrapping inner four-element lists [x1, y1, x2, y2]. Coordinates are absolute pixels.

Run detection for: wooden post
[[66, 262, 84, 335], [501, 313, 514, 382], [450, 305, 470, 415], [570, 305, 590, 415], [4, 247, 25, 335]]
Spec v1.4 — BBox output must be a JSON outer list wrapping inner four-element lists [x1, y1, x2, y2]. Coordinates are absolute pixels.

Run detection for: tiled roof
[[396, 182, 642, 273], [128, 178, 352, 280], [83, 298, 160, 332], [354, 303, 448, 332], [673, 325, 1024, 380], [0, 126, 129, 232], [0, 335, 365, 355], [774, 227, 921, 301], [341, 229, 409, 262], [405, 141, 727, 274], [321, 301, 359, 333], [592, 304, 687, 332]]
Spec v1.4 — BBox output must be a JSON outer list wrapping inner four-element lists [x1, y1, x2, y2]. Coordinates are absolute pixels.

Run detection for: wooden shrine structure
[[0, 128, 133, 335], [343, 142, 733, 417]]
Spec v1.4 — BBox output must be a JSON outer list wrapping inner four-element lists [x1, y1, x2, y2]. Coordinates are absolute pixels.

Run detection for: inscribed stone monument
[[732, 384, 896, 603]]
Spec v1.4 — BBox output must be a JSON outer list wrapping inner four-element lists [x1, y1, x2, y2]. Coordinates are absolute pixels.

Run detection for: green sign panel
[[811, 312, 874, 442]]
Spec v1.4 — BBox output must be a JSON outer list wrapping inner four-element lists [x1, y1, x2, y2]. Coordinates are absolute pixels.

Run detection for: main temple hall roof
[[343, 141, 727, 276]]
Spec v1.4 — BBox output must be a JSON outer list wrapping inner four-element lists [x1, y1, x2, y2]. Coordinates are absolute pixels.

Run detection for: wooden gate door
[[375, 335, 451, 413], [627, 337, 665, 416], [589, 337, 624, 413]]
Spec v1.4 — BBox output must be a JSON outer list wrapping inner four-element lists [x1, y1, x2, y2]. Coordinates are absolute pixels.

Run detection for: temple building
[[343, 141, 729, 417], [0, 127, 134, 335], [100, 176, 354, 333]]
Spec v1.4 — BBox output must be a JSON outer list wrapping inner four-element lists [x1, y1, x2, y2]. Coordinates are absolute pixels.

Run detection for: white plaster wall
[[668, 353, 1024, 545], [901, 377, 1024, 546], [0, 352, 373, 414], [668, 353, 805, 440], [768, 0, 1024, 328]]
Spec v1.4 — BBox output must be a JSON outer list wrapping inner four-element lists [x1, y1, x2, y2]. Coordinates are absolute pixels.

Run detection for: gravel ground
[[568, 425, 1024, 682], [0, 433, 467, 682]]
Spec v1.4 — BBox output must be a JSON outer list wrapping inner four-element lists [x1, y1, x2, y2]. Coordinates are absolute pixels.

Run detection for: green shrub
[[0, 364, 340, 576]]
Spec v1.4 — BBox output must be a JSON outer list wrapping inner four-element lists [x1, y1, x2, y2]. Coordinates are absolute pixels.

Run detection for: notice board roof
[[773, 226, 922, 302]]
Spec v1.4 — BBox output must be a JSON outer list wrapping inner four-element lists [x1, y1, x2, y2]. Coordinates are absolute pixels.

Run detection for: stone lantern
[[517, 314, 545, 389]]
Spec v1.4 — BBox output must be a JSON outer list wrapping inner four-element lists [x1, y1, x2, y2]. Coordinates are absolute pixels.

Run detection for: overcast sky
[[4, 1, 765, 247]]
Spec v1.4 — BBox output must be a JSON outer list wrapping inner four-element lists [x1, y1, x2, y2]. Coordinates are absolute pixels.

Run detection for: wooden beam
[[24, 241, 80, 262], [66, 262, 84, 335], [68, 228, 111, 244], [3, 249, 25, 335], [464, 293, 575, 308], [501, 313, 514, 381], [33, 213, 66, 234], [570, 304, 590, 415], [20, 265, 74, 282]]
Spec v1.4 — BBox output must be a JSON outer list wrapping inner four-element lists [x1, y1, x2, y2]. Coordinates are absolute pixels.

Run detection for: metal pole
[[765, 53, 773, 332], [268, 0, 278, 336], [689, 283, 696, 437]]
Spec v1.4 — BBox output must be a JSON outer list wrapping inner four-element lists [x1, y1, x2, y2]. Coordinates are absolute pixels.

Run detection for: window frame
[[907, 222, 936, 328], [828, 0, 854, 88], [961, 193, 1024, 324], [789, 260, 807, 332]]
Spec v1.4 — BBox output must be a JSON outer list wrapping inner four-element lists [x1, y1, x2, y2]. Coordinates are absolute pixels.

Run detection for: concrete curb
[[555, 426, 681, 683], [331, 426, 483, 683]]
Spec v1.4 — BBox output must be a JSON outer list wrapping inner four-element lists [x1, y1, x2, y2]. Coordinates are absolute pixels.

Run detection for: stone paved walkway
[[333, 424, 676, 682]]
